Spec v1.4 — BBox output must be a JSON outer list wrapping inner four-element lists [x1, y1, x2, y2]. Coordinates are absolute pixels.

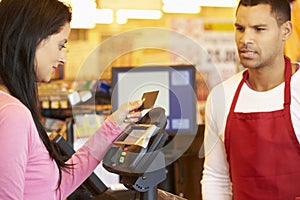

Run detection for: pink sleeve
[[83, 118, 124, 160], [58, 118, 124, 198], [0, 104, 32, 199]]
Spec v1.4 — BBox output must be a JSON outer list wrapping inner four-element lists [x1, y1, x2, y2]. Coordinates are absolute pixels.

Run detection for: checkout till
[[50, 107, 187, 200]]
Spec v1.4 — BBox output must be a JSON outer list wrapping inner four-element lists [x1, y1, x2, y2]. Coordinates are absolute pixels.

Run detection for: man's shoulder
[[211, 71, 244, 95]]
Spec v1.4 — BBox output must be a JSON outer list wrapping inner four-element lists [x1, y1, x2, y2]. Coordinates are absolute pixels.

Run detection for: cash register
[[102, 107, 170, 200]]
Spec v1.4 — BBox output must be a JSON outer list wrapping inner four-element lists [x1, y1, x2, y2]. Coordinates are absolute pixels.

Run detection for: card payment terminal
[[102, 107, 169, 200]]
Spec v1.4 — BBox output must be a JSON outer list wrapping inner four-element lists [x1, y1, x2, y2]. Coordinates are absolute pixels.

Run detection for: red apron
[[225, 57, 300, 200]]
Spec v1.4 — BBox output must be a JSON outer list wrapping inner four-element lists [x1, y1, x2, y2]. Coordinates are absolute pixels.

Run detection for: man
[[201, 0, 300, 199]]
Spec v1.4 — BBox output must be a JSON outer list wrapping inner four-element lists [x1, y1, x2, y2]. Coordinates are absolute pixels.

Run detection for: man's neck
[[247, 66, 285, 92]]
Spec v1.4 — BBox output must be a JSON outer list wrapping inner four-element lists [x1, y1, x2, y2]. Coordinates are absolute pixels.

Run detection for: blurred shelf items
[[39, 79, 112, 146], [38, 79, 112, 119]]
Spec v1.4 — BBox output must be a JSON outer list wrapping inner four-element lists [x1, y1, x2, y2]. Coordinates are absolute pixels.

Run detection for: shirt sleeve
[[58, 118, 124, 198], [201, 92, 232, 200], [0, 104, 32, 199]]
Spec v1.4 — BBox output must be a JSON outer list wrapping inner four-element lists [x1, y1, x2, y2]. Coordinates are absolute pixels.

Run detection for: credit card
[[140, 90, 159, 110]]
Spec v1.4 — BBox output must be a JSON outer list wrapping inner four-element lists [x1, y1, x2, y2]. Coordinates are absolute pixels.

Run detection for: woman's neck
[[0, 84, 10, 94]]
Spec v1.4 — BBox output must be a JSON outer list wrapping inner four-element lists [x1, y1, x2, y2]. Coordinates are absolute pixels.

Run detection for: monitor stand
[[121, 166, 166, 200], [136, 186, 157, 200]]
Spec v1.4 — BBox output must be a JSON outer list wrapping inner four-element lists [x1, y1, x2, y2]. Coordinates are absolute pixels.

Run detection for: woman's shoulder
[[0, 92, 36, 144], [0, 91, 31, 118]]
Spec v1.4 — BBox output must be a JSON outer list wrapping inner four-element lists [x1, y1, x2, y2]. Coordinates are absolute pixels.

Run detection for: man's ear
[[281, 21, 293, 41]]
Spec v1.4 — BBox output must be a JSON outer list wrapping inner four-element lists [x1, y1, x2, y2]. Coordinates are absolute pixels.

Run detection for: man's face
[[234, 4, 286, 69]]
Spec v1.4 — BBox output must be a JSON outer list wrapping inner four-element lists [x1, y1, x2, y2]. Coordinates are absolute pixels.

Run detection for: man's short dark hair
[[237, 0, 291, 25]]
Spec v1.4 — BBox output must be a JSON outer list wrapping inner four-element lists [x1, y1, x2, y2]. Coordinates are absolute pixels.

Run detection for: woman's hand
[[108, 100, 143, 129]]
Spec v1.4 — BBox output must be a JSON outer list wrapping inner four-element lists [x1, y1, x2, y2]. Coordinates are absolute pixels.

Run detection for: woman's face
[[35, 23, 71, 82]]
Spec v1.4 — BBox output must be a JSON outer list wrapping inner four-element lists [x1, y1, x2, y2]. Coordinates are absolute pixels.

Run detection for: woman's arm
[[0, 104, 31, 199], [58, 100, 142, 198]]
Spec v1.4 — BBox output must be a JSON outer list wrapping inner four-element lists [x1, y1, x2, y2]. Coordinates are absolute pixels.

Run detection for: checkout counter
[[95, 189, 187, 200]]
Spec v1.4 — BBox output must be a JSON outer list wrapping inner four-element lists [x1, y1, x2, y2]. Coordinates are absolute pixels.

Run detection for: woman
[[0, 0, 142, 199]]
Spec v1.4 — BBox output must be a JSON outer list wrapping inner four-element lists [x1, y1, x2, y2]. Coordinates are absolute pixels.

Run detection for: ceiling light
[[162, 5, 201, 14], [95, 9, 114, 24], [162, 0, 201, 14], [61, 0, 97, 29], [116, 9, 162, 24], [197, 0, 238, 7]]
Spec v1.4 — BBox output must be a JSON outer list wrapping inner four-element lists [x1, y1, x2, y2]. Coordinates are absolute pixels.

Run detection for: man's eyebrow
[[252, 23, 268, 27], [234, 22, 268, 27]]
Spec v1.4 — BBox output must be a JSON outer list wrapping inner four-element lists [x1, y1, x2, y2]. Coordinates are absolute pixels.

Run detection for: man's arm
[[200, 93, 232, 200]]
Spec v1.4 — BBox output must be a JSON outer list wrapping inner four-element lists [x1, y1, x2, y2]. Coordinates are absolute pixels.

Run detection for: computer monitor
[[111, 65, 197, 136]]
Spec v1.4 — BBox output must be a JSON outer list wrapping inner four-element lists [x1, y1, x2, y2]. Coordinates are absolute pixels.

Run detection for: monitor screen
[[111, 65, 197, 136]]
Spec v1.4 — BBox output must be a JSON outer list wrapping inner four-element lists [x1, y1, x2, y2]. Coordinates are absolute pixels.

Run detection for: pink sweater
[[0, 91, 123, 199]]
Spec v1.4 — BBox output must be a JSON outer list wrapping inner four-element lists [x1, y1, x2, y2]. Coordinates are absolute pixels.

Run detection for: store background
[[40, 0, 300, 199]]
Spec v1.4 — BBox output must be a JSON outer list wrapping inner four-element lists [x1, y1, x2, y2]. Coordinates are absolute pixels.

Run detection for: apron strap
[[284, 56, 292, 107], [228, 70, 248, 113]]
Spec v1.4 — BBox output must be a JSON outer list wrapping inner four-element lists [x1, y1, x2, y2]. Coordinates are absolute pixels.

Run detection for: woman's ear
[[281, 21, 293, 41]]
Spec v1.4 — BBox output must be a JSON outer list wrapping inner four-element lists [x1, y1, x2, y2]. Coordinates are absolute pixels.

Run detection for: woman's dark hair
[[237, 0, 291, 26], [0, 0, 72, 186]]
